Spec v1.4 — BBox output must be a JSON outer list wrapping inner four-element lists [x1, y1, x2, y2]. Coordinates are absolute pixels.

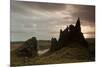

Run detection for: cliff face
[[50, 18, 88, 51], [16, 37, 38, 58]]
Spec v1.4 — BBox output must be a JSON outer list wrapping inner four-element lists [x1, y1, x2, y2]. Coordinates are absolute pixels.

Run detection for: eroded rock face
[[16, 37, 38, 58], [50, 18, 88, 51]]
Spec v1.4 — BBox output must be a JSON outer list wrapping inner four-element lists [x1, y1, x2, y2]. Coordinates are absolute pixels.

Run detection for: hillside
[[11, 44, 90, 66], [35, 46, 89, 64]]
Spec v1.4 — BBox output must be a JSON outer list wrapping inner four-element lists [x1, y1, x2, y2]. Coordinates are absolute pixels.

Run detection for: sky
[[10, 0, 95, 41]]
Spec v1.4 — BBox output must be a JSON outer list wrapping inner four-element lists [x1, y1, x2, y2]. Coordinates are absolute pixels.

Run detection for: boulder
[[16, 37, 38, 58]]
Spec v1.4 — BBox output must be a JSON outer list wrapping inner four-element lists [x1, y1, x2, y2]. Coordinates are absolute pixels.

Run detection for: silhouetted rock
[[50, 38, 58, 51], [50, 17, 88, 51], [75, 17, 81, 32], [16, 37, 38, 58]]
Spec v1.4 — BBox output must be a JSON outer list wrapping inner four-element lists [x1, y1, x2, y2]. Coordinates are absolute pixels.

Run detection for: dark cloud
[[71, 5, 95, 24], [16, 1, 66, 11], [11, 0, 67, 14]]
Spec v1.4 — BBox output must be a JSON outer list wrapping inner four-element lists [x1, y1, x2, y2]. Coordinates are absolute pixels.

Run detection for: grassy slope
[[34, 47, 89, 64], [11, 47, 90, 66], [11, 38, 95, 66]]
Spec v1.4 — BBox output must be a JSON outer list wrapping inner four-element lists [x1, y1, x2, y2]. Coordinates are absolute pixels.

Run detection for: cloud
[[71, 5, 95, 24], [11, 0, 95, 41]]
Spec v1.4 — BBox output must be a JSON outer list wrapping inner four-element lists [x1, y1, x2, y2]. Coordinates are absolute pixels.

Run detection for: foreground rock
[[16, 37, 38, 58]]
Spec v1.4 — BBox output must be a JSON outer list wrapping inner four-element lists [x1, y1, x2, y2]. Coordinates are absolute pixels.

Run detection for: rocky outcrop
[[50, 38, 58, 51], [16, 37, 38, 58], [50, 18, 88, 51]]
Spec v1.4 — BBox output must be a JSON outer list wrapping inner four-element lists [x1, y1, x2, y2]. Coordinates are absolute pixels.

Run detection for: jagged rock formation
[[50, 18, 88, 51], [16, 37, 38, 58]]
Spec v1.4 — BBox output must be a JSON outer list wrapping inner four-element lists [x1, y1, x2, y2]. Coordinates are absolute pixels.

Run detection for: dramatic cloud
[[11, 0, 95, 41]]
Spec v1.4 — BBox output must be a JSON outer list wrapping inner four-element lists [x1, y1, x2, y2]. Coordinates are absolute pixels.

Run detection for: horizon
[[10, 37, 95, 42]]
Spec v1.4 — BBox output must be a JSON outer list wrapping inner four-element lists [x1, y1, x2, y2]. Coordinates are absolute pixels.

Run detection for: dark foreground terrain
[[10, 38, 95, 66]]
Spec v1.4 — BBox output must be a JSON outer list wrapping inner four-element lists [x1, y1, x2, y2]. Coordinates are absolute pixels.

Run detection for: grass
[[10, 39, 95, 66]]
